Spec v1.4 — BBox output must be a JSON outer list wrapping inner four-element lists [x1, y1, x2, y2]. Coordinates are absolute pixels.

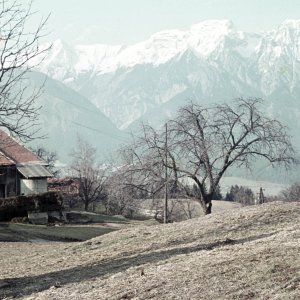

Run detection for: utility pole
[[259, 187, 265, 204], [164, 123, 168, 224]]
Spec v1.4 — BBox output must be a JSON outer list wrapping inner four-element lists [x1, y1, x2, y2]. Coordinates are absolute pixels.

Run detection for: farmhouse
[[0, 130, 53, 198]]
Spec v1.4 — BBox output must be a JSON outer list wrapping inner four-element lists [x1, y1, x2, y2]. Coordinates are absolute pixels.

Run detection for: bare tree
[[70, 136, 107, 211], [225, 185, 255, 205], [279, 182, 300, 202], [121, 136, 170, 200], [122, 98, 296, 215], [0, 0, 49, 141], [105, 170, 139, 217], [105, 158, 155, 218], [32, 146, 60, 177]]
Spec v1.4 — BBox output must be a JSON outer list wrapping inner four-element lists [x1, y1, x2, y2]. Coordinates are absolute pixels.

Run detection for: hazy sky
[[28, 0, 300, 45]]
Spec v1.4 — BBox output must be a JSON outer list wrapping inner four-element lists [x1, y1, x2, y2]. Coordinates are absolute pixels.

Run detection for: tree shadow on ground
[[0, 232, 276, 299]]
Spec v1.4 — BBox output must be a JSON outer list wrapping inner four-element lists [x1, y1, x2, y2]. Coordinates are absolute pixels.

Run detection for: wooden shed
[[0, 130, 53, 198]]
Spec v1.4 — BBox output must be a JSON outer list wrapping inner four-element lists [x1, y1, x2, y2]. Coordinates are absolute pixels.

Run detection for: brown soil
[[0, 201, 299, 300]]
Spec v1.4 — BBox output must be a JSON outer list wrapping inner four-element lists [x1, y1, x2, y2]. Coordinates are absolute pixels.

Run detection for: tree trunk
[[205, 201, 212, 214], [201, 194, 213, 215], [84, 201, 89, 211]]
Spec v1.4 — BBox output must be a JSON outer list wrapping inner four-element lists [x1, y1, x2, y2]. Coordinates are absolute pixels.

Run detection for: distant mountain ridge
[[35, 20, 300, 130]]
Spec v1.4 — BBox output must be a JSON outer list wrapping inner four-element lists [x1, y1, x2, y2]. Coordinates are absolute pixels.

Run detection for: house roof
[[0, 130, 53, 178], [0, 130, 43, 165], [0, 150, 15, 165], [17, 164, 53, 179]]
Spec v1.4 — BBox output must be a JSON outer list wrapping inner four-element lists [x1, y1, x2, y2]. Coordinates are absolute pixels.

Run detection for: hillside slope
[[0, 202, 299, 299], [27, 71, 127, 163]]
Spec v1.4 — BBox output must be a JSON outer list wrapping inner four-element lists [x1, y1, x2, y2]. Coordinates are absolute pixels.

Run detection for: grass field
[[0, 223, 118, 242], [0, 211, 131, 242]]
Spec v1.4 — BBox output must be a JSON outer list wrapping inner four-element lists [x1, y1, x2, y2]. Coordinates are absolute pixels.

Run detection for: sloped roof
[[0, 130, 42, 165], [0, 150, 15, 165], [17, 164, 53, 179]]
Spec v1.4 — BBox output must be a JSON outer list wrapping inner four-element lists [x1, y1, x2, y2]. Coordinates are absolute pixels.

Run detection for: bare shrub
[[279, 182, 300, 202]]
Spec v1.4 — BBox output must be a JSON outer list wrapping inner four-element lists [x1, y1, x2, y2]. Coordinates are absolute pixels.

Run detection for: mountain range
[[29, 19, 300, 179]]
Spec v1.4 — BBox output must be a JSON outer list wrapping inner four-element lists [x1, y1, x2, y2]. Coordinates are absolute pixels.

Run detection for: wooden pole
[[259, 187, 265, 204], [164, 123, 168, 224]]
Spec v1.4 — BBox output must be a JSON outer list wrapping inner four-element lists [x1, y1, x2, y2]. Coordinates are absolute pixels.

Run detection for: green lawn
[[0, 223, 116, 242]]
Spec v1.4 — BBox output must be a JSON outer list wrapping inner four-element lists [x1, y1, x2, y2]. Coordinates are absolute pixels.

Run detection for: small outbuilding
[[0, 130, 53, 198]]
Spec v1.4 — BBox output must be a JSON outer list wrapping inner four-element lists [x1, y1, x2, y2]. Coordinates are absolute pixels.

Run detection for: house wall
[[20, 179, 47, 196], [48, 179, 79, 195], [0, 166, 17, 198]]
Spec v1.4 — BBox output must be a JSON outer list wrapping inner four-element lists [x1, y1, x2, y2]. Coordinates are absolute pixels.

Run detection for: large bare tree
[[70, 136, 107, 211], [122, 98, 297, 215], [0, 0, 49, 141]]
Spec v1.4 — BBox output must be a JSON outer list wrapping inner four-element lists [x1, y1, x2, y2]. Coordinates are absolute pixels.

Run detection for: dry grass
[[0, 201, 299, 299]]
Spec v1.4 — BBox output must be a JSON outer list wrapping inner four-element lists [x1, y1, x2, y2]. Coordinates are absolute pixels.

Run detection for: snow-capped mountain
[[257, 20, 300, 96], [33, 20, 300, 171], [35, 20, 300, 132]]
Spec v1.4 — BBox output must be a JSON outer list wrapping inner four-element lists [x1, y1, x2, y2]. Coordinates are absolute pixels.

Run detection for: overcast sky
[[28, 0, 300, 45]]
